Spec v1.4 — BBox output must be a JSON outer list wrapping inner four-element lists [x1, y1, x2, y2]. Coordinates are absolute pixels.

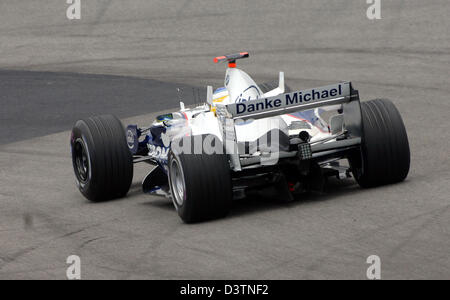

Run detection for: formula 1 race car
[[70, 52, 410, 223]]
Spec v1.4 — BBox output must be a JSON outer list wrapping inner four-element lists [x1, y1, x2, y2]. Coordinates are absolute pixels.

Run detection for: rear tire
[[168, 135, 232, 223], [71, 115, 133, 201], [352, 99, 410, 188]]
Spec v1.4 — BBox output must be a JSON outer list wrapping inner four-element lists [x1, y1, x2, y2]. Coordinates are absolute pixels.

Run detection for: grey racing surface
[[0, 0, 449, 279]]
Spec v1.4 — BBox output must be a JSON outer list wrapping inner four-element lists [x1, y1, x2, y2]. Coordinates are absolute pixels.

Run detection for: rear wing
[[215, 82, 363, 171], [217, 82, 354, 120]]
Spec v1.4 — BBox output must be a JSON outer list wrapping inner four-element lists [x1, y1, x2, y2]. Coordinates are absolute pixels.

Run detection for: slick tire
[[71, 115, 133, 202], [352, 99, 410, 188], [168, 135, 232, 223]]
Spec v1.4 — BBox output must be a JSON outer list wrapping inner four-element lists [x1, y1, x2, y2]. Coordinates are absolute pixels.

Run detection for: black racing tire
[[352, 99, 410, 188], [168, 135, 232, 223], [71, 115, 133, 202], [259, 81, 292, 93]]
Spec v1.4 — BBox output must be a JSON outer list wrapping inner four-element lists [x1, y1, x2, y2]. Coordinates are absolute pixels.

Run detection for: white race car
[[71, 52, 410, 223]]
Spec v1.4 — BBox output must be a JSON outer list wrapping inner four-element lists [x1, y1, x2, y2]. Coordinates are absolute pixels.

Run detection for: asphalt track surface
[[0, 0, 449, 279]]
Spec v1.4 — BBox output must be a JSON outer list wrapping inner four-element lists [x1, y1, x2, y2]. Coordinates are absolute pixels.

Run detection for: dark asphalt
[[0, 70, 202, 144]]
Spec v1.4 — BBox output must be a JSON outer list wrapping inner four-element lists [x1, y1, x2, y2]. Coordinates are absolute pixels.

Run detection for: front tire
[[168, 135, 232, 223], [352, 99, 410, 187], [71, 115, 133, 201]]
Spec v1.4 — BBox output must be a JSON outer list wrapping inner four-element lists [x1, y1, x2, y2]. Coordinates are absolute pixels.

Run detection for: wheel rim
[[169, 157, 186, 207], [74, 139, 90, 184]]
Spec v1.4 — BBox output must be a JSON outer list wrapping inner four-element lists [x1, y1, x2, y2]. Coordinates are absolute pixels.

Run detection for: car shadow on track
[[227, 177, 364, 219], [132, 176, 408, 222]]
